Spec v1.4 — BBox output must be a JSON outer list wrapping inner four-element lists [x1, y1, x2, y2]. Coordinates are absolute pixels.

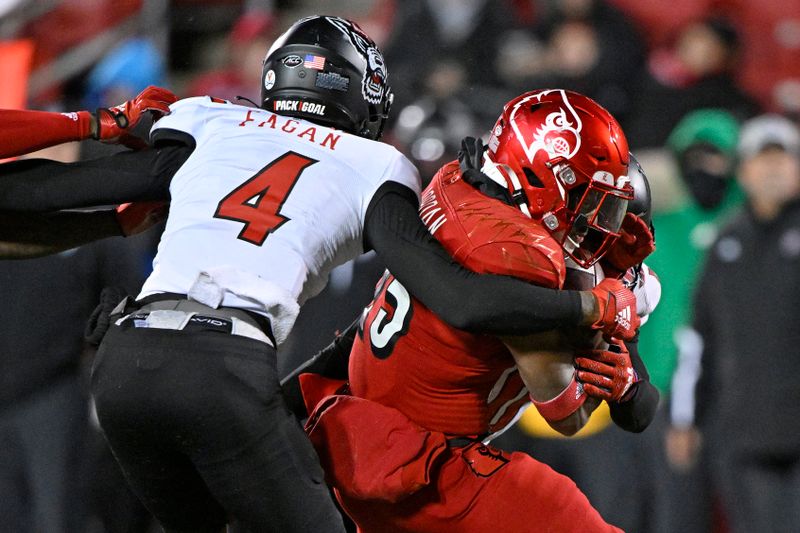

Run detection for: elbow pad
[[531, 375, 587, 422]]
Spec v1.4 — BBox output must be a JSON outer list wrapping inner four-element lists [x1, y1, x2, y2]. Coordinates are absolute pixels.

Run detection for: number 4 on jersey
[[214, 151, 317, 245]]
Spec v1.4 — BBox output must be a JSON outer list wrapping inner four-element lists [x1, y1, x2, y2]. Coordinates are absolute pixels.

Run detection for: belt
[[115, 295, 275, 348], [446, 436, 485, 448]]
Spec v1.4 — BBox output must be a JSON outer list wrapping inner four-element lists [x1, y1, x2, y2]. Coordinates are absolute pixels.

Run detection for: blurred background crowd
[[1, 0, 799, 531]]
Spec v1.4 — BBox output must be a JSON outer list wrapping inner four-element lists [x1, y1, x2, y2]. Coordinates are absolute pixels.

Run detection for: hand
[[458, 136, 484, 172], [603, 213, 655, 276], [574, 339, 638, 402], [93, 86, 177, 146], [115, 201, 168, 236], [665, 426, 702, 472], [589, 277, 640, 341]]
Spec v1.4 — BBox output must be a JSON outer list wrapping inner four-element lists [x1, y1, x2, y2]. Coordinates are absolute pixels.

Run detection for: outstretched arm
[[0, 86, 176, 159], [364, 183, 636, 338], [0, 202, 167, 259], [0, 143, 189, 211], [0, 143, 185, 257], [0, 210, 122, 258]]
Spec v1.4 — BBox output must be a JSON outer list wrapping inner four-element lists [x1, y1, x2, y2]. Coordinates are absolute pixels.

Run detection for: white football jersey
[[139, 97, 420, 343]]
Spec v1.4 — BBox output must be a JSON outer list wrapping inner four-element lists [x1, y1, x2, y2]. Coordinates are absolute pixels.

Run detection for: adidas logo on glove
[[616, 306, 632, 331]]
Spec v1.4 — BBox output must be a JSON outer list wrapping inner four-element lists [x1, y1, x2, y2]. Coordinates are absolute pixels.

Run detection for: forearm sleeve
[[0, 209, 123, 259], [0, 144, 192, 210], [609, 338, 660, 432], [364, 182, 583, 335], [0, 109, 93, 159]]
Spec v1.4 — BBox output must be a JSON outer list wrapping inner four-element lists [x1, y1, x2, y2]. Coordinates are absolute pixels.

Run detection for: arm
[[0, 202, 168, 259], [280, 319, 359, 419], [0, 86, 176, 158], [667, 263, 715, 469], [608, 338, 659, 433], [0, 143, 190, 210], [0, 210, 123, 258], [502, 331, 602, 436], [364, 182, 631, 336]]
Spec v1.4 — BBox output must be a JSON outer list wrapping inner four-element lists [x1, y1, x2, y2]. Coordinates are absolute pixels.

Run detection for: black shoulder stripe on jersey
[[150, 128, 196, 150]]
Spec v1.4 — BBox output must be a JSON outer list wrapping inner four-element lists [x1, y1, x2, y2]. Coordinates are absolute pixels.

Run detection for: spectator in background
[[668, 114, 800, 532], [384, 0, 516, 182], [383, 0, 516, 122], [498, 0, 645, 123], [185, 10, 277, 104], [0, 141, 159, 532], [637, 109, 743, 533], [83, 37, 167, 113], [81, 36, 168, 162], [641, 109, 743, 405], [718, 0, 800, 116], [0, 38, 170, 532], [625, 17, 759, 150]]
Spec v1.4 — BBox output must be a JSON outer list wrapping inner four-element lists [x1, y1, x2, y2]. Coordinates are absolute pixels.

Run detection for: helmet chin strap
[[481, 157, 532, 218]]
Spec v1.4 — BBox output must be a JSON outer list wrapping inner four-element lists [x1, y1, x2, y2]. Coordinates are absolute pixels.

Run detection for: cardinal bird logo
[[509, 89, 583, 163]]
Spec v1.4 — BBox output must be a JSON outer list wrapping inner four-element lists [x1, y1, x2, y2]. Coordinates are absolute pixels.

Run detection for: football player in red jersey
[[0, 85, 176, 257], [290, 90, 659, 532]]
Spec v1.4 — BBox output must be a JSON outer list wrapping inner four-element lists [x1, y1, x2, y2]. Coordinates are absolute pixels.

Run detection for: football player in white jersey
[[0, 16, 640, 532]]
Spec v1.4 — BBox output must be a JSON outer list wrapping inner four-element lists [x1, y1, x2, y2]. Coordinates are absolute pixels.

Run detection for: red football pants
[[303, 388, 622, 533], [337, 441, 623, 533]]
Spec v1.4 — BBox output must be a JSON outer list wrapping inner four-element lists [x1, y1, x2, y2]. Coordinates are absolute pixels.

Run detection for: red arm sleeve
[[0, 109, 93, 159]]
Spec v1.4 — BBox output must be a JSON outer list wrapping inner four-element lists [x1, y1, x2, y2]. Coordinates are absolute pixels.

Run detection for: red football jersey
[[349, 161, 566, 438]]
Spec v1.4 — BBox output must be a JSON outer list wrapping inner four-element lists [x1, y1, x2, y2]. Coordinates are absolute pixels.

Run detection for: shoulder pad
[[149, 97, 209, 146], [424, 162, 566, 288]]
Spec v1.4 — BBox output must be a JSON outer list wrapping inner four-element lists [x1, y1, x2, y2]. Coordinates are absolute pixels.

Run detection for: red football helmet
[[483, 89, 633, 267]]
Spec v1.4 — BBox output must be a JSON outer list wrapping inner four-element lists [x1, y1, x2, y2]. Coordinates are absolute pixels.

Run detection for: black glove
[[85, 286, 130, 345]]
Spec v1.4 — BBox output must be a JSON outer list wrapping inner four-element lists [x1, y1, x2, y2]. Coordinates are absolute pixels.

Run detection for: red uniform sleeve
[[0, 109, 93, 159], [425, 161, 566, 289]]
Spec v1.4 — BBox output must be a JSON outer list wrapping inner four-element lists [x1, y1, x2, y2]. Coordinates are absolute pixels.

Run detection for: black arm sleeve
[[609, 338, 660, 433], [0, 144, 192, 210], [0, 209, 124, 259], [363, 182, 583, 335]]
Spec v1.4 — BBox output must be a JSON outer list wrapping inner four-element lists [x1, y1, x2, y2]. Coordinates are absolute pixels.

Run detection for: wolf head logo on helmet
[[260, 15, 392, 140], [325, 16, 388, 106], [484, 89, 634, 267], [364, 48, 388, 105]]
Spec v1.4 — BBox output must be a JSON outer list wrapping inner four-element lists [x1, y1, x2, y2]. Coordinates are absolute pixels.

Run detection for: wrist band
[[531, 374, 587, 422]]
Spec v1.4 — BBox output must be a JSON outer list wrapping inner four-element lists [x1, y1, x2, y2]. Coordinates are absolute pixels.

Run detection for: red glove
[[602, 213, 655, 277], [590, 277, 640, 341], [115, 202, 169, 236], [94, 86, 177, 148], [574, 339, 639, 402]]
